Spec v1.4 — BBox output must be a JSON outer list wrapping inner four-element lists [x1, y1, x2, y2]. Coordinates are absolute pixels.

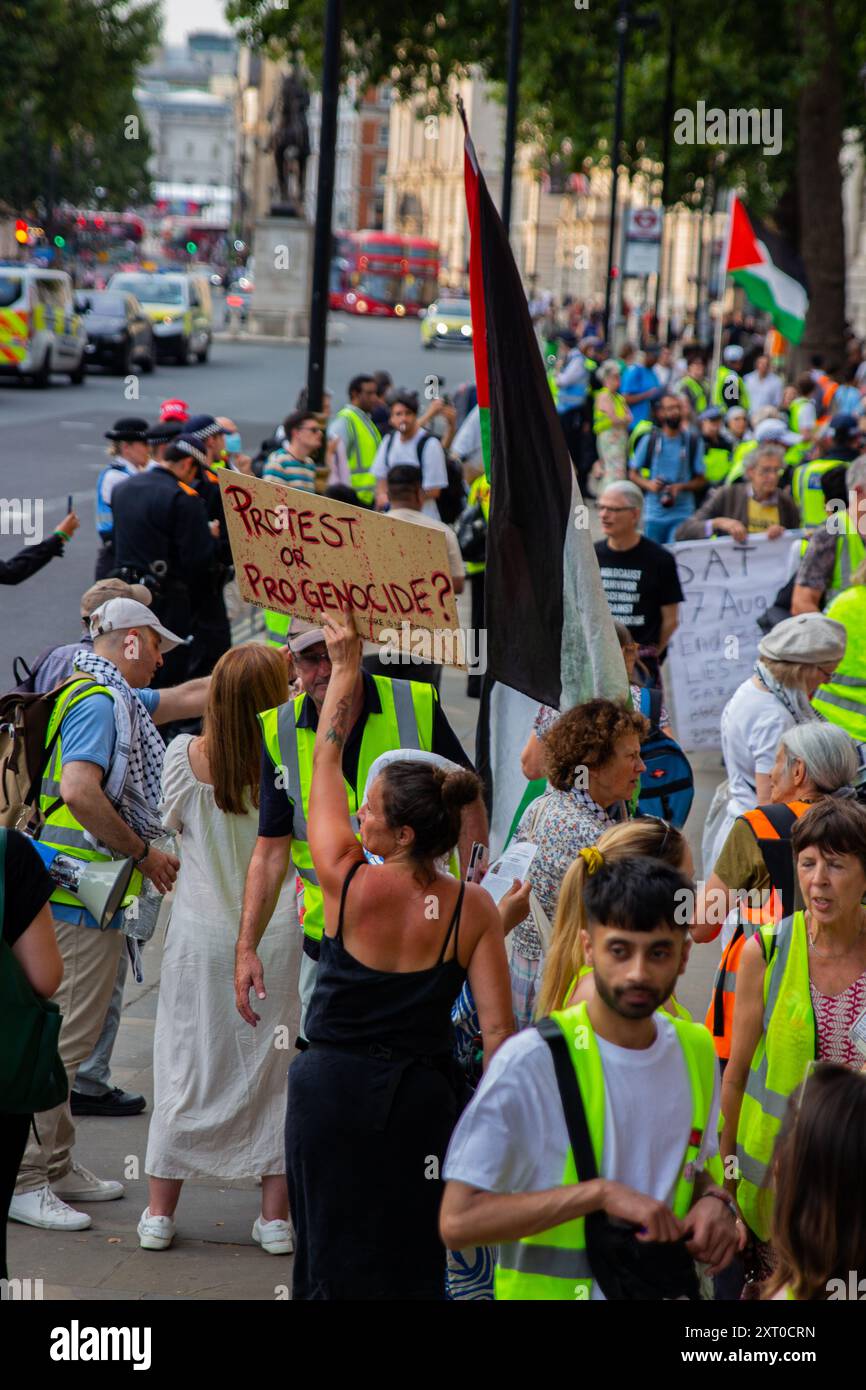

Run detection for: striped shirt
[[262, 448, 317, 492]]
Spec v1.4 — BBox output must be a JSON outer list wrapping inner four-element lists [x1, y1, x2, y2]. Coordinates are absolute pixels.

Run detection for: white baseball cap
[[755, 417, 800, 446], [287, 616, 327, 654], [89, 598, 183, 653]]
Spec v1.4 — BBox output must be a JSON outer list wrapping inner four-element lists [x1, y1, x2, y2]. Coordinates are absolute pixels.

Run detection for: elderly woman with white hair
[[694, 717, 861, 1071], [703, 613, 849, 875], [592, 359, 632, 489]]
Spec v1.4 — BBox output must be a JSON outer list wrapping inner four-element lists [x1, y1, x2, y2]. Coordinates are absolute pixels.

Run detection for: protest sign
[[217, 472, 464, 663], [665, 532, 804, 750]]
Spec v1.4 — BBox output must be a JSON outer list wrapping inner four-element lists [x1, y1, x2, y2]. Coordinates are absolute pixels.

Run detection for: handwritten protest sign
[[665, 533, 805, 751], [217, 471, 464, 663]]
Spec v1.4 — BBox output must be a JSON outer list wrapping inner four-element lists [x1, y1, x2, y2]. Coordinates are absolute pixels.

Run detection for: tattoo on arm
[[325, 695, 351, 750]]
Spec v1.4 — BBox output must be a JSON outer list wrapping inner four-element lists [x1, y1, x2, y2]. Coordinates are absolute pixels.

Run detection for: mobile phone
[[466, 841, 487, 882], [67, 495, 73, 513]]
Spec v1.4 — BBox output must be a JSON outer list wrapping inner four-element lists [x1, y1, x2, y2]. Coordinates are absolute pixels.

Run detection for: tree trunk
[[796, 0, 846, 371]]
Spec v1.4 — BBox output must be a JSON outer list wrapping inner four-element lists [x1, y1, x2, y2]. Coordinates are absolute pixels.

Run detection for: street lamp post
[[604, 0, 629, 344], [653, 11, 677, 326], [306, 0, 343, 414], [501, 0, 522, 236]]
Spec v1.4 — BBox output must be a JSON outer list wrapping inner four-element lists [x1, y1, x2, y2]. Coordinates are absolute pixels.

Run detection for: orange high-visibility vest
[[706, 800, 809, 1059], [816, 374, 839, 429]]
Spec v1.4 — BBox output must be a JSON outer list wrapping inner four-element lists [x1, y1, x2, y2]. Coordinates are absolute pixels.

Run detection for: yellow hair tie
[[579, 846, 604, 875]]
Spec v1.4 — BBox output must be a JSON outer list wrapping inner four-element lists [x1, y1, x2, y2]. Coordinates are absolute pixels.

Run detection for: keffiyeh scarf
[[754, 659, 824, 726], [72, 649, 167, 845]]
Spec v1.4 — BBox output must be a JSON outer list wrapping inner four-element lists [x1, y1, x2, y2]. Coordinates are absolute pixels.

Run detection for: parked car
[[420, 297, 473, 349], [0, 267, 87, 387], [77, 290, 155, 374], [106, 271, 213, 364]]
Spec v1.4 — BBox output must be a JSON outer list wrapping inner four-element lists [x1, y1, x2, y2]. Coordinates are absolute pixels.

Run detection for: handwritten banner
[[217, 471, 462, 657], [665, 532, 805, 751]]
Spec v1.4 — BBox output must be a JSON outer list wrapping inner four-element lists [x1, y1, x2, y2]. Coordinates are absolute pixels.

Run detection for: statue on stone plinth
[[268, 69, 310, 216]]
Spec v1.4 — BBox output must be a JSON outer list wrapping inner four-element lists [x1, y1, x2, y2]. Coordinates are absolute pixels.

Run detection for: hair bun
[[440, 768, 482, 811]]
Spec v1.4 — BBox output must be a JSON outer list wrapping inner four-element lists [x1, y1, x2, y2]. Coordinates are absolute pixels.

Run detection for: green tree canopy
[[0, 0, 160, 213], [228, 0, 866, 359]]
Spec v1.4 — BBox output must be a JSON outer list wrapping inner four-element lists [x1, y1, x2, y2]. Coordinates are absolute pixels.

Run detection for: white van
[[0, 267, 88, 386]]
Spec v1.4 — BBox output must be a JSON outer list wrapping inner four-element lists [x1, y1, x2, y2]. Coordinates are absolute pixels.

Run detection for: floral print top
[[511, 787, 619, 959]]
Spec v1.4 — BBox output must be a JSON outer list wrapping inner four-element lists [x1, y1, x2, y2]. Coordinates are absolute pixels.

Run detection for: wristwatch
[[133, 840, 149, 867]]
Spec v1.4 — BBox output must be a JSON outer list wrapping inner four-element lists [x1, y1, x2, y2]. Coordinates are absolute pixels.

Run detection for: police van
[[107, 270, 213, 364], [0, 266, 87, 386]]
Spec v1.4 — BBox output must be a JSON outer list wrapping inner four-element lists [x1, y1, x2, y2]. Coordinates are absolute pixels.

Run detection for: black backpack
[[385, 430, 467, 524], [456, 500, 488, 565]]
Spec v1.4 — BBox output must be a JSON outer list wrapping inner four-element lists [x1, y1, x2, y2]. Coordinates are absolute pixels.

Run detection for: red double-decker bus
[[331, 231, 440, 316], [401, 236, 439, 315]]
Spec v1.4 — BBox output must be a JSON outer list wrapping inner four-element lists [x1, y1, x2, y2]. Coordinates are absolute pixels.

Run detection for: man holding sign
[[234, 612, 488, 1040]]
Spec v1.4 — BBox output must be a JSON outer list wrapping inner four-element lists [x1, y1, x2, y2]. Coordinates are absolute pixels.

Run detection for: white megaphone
[[28, 841, 136, 931]]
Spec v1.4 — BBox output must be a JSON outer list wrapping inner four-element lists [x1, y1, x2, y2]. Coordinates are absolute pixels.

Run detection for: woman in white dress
[[139, 644, 297, 1255]]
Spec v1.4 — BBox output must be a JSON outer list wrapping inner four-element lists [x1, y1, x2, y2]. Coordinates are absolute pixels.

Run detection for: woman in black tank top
[[285, 610, 513, 1300]]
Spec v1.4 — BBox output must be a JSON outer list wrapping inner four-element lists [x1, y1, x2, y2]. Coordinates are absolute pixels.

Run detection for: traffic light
[[15, 219, 28, 245], [186, 241, 197, 254], [53, 235, 65, 248]]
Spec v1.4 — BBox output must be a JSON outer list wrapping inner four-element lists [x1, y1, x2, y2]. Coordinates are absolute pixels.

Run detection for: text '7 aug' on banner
[[664, 531, 807, 752], [216, 471, 464, 663]]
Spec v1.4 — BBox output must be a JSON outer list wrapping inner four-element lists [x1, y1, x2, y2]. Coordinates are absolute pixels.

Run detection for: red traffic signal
[[14, 218, 28, 245]]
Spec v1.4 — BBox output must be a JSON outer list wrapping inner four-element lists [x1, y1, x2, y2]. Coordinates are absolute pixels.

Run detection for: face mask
[[224, 432, 242, 453]]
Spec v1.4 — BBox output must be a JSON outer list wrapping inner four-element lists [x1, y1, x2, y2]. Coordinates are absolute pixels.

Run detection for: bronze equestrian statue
[[269, 70, 311, 215]]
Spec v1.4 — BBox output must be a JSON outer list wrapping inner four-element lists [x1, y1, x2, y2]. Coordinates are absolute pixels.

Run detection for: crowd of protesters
[[4, 309, 866, 1308]]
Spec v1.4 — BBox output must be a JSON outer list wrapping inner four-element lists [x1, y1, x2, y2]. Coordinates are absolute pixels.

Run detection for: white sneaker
[[9, 1185, 92, 1230], [252, 1215, 293, 1255], [137, 1207, 176, 1251], [52, 1162, 124, 1203]]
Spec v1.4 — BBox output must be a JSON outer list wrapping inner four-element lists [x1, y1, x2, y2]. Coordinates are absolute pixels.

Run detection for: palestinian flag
[[461, 106, 628, 854], [725, 196, 808, 345]]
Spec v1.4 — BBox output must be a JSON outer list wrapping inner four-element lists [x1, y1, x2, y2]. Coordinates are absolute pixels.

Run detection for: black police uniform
[[186, 462, 233, 678], [111, 467, 217, 687]]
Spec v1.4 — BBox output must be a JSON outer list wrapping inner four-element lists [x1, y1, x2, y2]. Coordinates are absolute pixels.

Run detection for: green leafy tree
[[0, 0, 160, 214], [228, 0, 865, 361]]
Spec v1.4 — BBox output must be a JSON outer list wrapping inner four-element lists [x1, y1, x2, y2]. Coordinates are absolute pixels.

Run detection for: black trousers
[[0, 1112, 31, 1279], [94, 541, 115, 581], [150, 584, 193, 690], [187, 586, 231, 680]]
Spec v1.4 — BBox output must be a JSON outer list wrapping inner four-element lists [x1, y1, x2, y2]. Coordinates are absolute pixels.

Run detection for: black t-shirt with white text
[[594, 536, 684, 648]]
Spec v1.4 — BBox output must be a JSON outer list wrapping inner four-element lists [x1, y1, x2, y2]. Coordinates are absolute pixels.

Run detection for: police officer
[[176, 415, 233, 677], [792, 413, 862, 528], [110, 437, 218, 688], [698, 406, 733, 486], [712, 344, 751, 412], [95, 418, 150, 580], [144, 418, 182, 466]]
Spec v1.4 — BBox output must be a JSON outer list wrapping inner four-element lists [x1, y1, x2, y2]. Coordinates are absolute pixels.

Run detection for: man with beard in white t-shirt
[[372, 388, 448, 519], [440, 855, 743, 1300]]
